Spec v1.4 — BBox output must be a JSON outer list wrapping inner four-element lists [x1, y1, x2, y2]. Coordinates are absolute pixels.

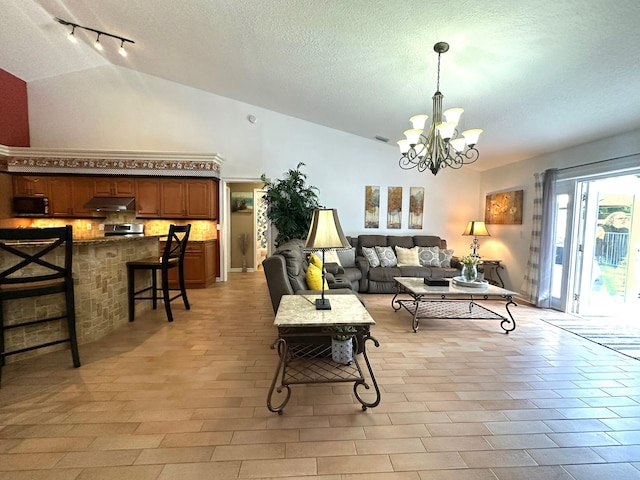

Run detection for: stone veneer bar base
[[1, 236, 159, 363]]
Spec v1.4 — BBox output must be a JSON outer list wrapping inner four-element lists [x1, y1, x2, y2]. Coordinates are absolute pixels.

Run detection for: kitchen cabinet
[[139, 178, 218, 219], [135, 178, 161, 217], [72, 177, 99, 216], [163, 239, 217, 288], [94, 178, 135, 196], [47, 178, 74, 216], [13, 176, 48, 196], [160, 180, 186, 217], [11, 174, 219, 220], [12, 175, 98, 217]]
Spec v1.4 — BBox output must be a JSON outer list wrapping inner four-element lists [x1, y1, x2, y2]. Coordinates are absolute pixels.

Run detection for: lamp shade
[[305, 209, 350, 249], [462, 221, 490, 237]]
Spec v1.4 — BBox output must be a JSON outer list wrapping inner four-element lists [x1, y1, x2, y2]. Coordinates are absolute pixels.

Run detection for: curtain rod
[[556, 152, 640, 172]]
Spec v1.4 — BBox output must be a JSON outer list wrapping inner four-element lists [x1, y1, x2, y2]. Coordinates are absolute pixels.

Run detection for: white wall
[[27, 65, 481, 255], [480, 129, 640, 291]]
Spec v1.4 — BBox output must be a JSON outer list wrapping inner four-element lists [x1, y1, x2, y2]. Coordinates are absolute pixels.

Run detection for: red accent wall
[[0, 68, 30, 147]]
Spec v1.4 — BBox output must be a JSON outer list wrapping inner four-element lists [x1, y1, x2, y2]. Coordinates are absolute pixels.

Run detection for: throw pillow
[[418, 246, 441, 267], [306, 262, 328, 290], [361, 246, 380, 268], [323, 249, 341, 265], [395, 245, 421, 266], [309, 252, 323, 269], [439, 248, 454, 268], [308, 249, 341, 266], [336, 247, 356, 268], [375, 246, 398, 267]]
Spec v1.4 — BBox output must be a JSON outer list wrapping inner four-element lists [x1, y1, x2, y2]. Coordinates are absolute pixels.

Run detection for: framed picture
[[387, 186, 402, 229], [408, 187, 424, 229], [485, 189, 523, 224], [364, 186, 380, 228], [231, 192, 254, 213]]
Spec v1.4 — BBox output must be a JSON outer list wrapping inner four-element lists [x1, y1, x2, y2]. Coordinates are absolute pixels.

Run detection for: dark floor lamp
[[305, 208, 351, 310]]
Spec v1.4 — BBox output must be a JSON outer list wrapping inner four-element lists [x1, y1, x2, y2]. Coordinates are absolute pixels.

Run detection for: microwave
[[13, 196, 49, 216]]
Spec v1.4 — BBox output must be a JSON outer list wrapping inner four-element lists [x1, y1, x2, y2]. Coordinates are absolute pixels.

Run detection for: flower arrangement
[[460, 255, 479, 267]]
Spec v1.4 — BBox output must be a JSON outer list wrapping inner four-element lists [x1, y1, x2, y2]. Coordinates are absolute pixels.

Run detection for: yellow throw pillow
[[306, 262, 329, 290], [309, 252, 323, 269]]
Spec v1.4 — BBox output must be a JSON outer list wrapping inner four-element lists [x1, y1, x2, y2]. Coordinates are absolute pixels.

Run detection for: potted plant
[[261, 162, 320, 247], [330, 325, 357, 364]]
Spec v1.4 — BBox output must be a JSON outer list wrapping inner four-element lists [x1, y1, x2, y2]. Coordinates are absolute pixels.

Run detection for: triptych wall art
[[364, 186, 425, 229]]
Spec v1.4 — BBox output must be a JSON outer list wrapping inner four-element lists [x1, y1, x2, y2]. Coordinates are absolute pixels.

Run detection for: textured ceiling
[[2, 0, 640, 171]]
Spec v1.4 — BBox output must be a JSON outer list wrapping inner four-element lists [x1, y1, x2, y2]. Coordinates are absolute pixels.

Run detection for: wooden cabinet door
[[72, 177, 98, 216], [93, 178, 114, 196], [136, 178, 161, 217], [185, 180, 212, 218], [160, 179, 185, 217], [13, 176, 48, 196], [47, 177, 74, 216], [94, 177, 135, 196], [114, 178, 135, 196], [204, 240, 217, 284]]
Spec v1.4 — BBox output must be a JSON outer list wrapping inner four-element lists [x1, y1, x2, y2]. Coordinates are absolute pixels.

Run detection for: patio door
[[563, 174, 639, 316]]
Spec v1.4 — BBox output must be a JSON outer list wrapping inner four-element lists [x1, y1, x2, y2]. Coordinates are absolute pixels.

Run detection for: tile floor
[[1, 272, 639, 479]]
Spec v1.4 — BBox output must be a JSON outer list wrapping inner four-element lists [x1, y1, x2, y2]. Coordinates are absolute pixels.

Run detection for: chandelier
[[397, 42, 482, 175]]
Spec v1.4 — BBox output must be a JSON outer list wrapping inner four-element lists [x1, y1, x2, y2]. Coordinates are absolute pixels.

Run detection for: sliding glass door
[[552, 171, 639, 316]]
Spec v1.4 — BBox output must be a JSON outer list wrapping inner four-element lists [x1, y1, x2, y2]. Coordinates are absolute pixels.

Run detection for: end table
[[480, 259, 505, 288]]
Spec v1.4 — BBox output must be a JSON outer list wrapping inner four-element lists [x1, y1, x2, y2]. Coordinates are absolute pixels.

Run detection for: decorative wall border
[[0, 145, 224, 178]]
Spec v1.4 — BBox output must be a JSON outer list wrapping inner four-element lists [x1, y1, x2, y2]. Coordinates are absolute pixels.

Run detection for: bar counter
[[1, 234, 161, 363]]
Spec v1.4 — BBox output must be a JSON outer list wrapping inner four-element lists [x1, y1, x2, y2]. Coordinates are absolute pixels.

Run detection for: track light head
[[68, 25, 78, 43], [118, 40, 127, 57], [94, 33, 103, 51]]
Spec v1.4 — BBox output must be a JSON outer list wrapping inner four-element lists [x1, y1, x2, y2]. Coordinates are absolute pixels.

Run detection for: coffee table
[[267, 295, 381, 414], [392, 277, 518, 333]]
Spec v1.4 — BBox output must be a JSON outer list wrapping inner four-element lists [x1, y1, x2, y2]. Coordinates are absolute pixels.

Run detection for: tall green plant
[[261, 162, 320, 246]]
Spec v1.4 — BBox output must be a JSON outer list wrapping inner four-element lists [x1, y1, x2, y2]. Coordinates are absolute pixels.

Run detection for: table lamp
[[305, 208, 350, 310], [462, 220, 490, 258]]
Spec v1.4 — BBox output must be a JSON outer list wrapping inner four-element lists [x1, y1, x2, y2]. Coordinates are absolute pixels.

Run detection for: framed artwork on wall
[[387, 186, 402, 229], [485, 189, 523, 224], [364, 185, 380, 228], [409, 187, 424, 229], [231, 192, 254, 213]]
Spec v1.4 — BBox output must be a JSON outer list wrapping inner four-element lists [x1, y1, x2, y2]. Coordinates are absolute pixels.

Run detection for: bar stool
[[127, 224, 191, 322], [0, 226, 81, 386]]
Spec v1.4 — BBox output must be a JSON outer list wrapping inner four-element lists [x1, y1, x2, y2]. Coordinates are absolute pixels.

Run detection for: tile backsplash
[[20, 213, 217, 241]]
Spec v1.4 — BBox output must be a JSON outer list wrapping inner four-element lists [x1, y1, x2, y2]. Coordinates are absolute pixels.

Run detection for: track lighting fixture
[[55, 17, 135, 55]]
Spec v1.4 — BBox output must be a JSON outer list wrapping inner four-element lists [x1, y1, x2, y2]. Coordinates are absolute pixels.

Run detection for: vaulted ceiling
[[3, 0, 640, 171]]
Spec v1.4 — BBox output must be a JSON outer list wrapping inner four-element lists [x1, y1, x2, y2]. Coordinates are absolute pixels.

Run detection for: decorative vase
[[331, 337, 353, 364], [461, 264, 478, 282]]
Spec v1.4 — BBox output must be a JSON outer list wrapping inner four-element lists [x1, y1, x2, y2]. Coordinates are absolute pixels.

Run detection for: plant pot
[[331, 337, 353, 364]]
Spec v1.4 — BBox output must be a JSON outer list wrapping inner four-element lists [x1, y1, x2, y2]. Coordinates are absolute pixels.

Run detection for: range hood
[[83, 196, 135, 212]]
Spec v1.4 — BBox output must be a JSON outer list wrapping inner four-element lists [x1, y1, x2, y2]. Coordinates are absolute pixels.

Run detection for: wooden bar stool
[[127, 224, 191, 322], [0, 226, 81, 386]]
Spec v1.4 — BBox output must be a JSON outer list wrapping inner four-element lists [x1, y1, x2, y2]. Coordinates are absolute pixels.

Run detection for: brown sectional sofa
[[344, 234, 462, 294]]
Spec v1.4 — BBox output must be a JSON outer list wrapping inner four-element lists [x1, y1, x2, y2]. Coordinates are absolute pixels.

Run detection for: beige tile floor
[[1, 272, 639, 479]]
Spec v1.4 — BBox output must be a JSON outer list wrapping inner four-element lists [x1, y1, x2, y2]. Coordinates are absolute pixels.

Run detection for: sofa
[[262, 239, 357, 314], [336, 235, 462, 294]]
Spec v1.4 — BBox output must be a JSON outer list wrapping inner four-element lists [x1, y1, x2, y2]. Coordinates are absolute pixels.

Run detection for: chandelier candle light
[[398, 42, 482, 175]]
